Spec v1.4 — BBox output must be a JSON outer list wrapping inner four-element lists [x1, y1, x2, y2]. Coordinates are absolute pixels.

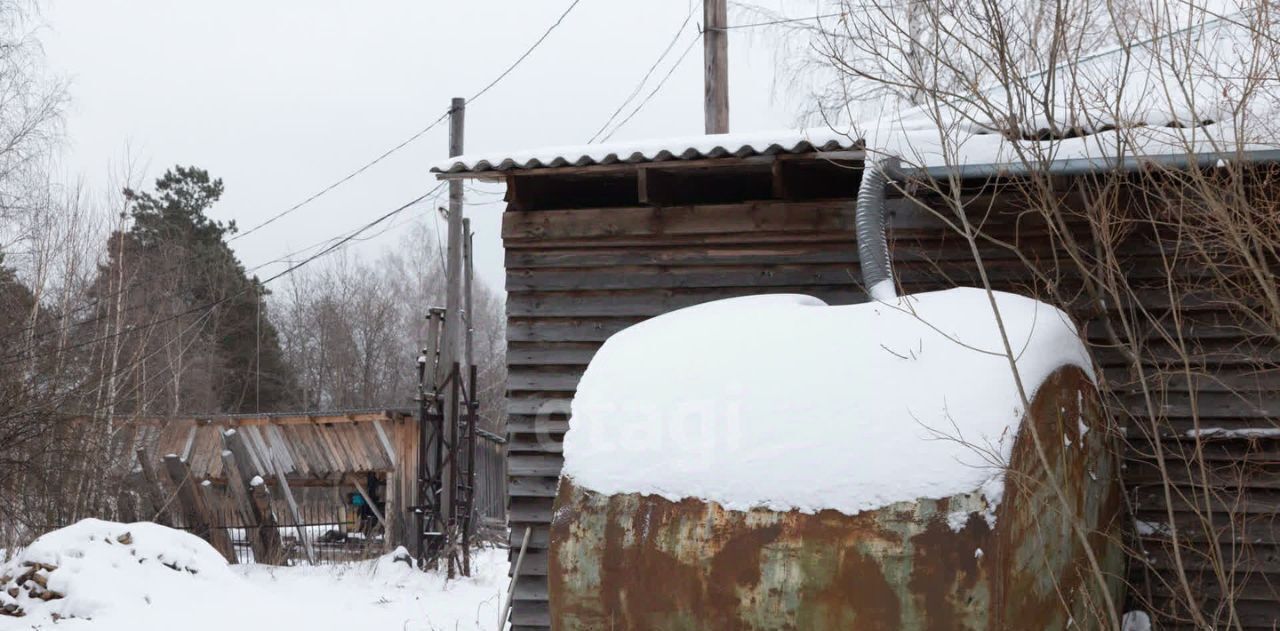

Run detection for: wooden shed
[[125, 408, 506, 560], [436, 129, 1280, 630]]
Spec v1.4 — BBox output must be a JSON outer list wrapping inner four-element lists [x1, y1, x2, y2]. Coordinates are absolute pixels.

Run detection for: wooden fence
[[169, 485, 386, 565]]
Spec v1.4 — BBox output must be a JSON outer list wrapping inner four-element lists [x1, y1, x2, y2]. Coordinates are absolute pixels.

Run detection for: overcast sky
[[41, 1, 815, 291]]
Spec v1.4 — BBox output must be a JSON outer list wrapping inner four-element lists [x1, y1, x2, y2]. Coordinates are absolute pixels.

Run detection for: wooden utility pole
[[461, 220, 475, 578], [442, 97, 466, 553], [445, 97, 466, 371], [704, 0, 729, 134], [463, 217, 475, 372]]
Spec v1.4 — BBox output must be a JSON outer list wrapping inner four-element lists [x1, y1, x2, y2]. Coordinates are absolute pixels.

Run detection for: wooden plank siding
[[872, 190, 1280, 630], [502, 200, 868, 629], [502, 189, 1280, 630]]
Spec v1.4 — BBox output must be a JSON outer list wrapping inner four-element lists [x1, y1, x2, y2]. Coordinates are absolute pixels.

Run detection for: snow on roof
[[562, 288, 1094, 518], [860, 15, 1280, 171], [431, 116, 1267, 181], [435, 19, 1278, 178], [982, 17, 1269, 137], [431, 127, 861, 174]]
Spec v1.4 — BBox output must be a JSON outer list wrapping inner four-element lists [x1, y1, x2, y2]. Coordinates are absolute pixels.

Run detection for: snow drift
[[0, 519, 233, 621], [563, 287, 1094, 516], [0, 521, 507, 630]]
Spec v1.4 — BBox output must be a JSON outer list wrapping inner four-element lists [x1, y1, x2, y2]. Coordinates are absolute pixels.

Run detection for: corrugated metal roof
[[431, 127, 863, 175]]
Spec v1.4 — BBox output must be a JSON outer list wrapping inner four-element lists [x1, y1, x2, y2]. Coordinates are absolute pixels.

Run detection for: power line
[[228, 113, 451, 244], [258, 187, 438, 285], [0, 0, 589, 408], [588, 3, 698, 143], [465, 0, 584, 106], [0, 187, 429, 351], [600, 34, 701, 142], [712, 11, 847, 30], [0, 186, 442, 368], [2, 2, 587, 346], [229, 0, 585, 245], [249, 184, 447, 276], [5, 0, 584, 355]]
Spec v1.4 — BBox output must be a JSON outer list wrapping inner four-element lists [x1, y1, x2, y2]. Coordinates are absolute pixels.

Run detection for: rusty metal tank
[[549, 367, 1126, 630]]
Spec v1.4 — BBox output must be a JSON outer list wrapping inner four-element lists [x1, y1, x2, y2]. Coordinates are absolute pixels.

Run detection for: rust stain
[[835, 544, 902, 630], [907, 515, 989, 631], [549, 367, 1126, 630], [991, 367, 1127, 630]]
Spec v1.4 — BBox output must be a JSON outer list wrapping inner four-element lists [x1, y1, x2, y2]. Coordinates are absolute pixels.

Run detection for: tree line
[[2, 168, 506, 546], [0, 4, 505, 546]]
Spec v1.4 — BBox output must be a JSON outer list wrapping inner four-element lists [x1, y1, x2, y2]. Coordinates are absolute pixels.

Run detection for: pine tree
[[91, 166, 296, 414]]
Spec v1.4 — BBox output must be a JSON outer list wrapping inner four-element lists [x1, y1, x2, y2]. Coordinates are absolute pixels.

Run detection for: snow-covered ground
[[1, 520, 508, 631]]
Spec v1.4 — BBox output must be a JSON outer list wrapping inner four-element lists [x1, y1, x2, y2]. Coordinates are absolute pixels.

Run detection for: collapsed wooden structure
[[436, 132, 1280, 630], [121, 408, 506, 562]]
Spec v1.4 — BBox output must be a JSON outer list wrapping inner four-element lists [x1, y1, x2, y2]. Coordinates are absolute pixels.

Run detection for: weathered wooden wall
[[503, 200, 872, 629], [502, 182, 1280, 630], [894, 186, 1280, 630]]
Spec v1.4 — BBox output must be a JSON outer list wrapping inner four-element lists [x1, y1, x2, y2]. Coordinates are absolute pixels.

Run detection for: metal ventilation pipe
[[855, 157, 900, 301]]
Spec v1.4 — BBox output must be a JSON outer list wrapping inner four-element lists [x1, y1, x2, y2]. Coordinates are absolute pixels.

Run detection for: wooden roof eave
[[128, 409, 411, 428], [432, 150, 868, 182]]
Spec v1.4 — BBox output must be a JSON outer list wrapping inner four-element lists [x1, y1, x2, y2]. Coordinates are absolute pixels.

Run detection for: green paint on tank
[[549, 367, 1126, 630]]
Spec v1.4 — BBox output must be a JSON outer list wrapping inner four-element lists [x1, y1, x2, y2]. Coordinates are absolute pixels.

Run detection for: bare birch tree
[[273, 221, 507, 434]]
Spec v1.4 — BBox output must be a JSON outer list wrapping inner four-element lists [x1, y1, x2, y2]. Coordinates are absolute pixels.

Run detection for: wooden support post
[[136, 447, 171, 526], [266, 453, 316, 565], [162, 454, 235, 562], [246, 481, 281, 563], [348, 475, 388, 534], [116, 487, 139, 523], [442, 97, 466, 563], [221, 429, 284, 565], [771, 153, 864, 201], [196, 480, 233, 564], [502, 173, 525, 212], [771, 158, 791, 200], [637, 167, 679, 207], [502, 173, 556, 212], [704, 0, 729, 134], [220, 451, 255, 522], [371, 419, 399, 549]]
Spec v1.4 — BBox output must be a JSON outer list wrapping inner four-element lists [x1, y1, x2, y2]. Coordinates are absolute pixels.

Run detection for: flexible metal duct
[[855, 157, 899, 301]]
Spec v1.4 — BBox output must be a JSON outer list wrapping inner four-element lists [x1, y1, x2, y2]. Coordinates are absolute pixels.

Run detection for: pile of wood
[[0, 552, 77, 618], [0, 530, 204, 619]]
